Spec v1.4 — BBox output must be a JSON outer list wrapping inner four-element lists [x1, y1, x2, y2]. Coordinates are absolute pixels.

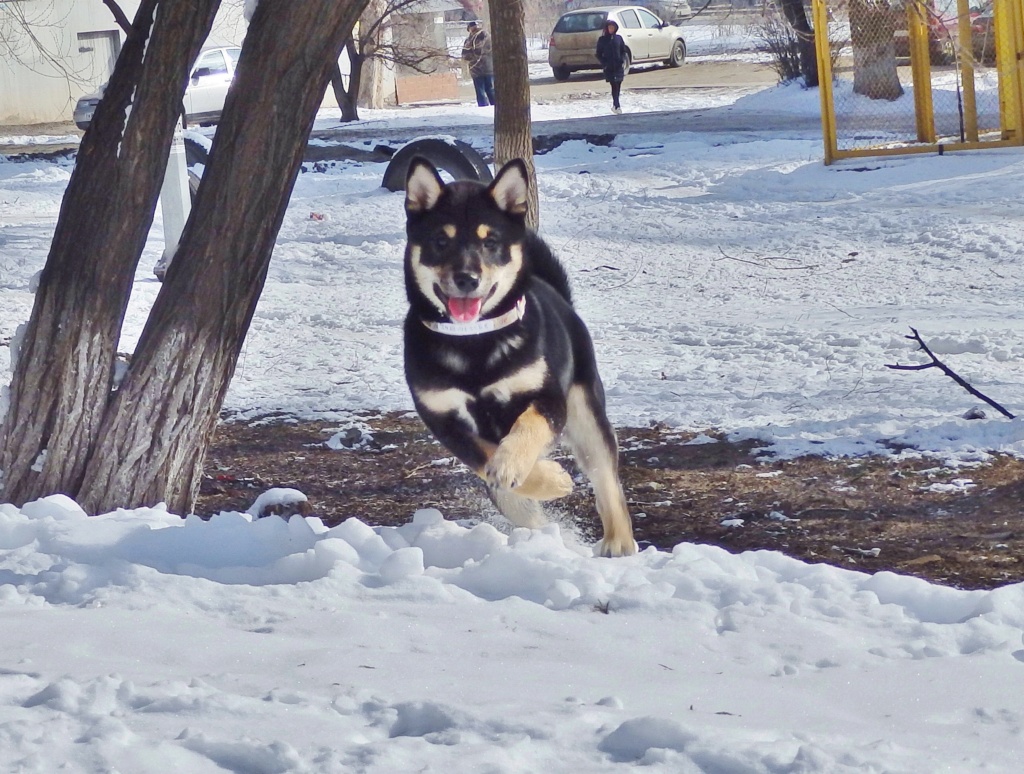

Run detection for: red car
[[892, 0, 960, 65], [971, 6, 996, 64]]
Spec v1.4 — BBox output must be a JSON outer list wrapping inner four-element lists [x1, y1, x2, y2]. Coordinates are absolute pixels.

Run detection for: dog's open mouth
[[447, 296, 483, 323], [441, 285, 497, 324]]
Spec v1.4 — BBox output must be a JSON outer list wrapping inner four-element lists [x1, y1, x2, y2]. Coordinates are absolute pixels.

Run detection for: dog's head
[[403, 158, 531, 324]]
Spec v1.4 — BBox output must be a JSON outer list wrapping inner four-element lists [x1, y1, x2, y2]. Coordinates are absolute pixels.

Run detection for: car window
[[226, 48, 241, 70], [554, 12, 607, 33], [637, 9, 663, 28], [617, 10, 642, 29], [193, 50, 228, 76]]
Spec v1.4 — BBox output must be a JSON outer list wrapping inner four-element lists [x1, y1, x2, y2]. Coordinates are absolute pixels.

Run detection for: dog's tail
[[527, 232, 573, 305]]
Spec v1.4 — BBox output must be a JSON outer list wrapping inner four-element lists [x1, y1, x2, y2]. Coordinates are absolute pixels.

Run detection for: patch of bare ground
[[197, 413, 1024, 590]]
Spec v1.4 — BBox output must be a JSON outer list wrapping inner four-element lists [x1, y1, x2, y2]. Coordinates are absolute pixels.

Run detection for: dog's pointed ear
[[487, 159, 530, 216], [405, 158, 445, 213]]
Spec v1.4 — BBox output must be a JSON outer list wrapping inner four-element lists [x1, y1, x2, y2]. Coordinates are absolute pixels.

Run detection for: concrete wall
[[0, 2, 245, 127]]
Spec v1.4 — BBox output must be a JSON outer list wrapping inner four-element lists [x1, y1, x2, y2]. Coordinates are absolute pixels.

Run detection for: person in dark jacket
[[595, 18, 627, 113], [462, 21, 495, 107]]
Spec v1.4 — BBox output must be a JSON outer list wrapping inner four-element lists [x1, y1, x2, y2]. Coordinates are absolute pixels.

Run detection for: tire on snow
[[381, 138, 493, 192]]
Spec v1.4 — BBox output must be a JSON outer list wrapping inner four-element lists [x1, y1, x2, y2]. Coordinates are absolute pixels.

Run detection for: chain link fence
[[812, 0, 1024, 162]]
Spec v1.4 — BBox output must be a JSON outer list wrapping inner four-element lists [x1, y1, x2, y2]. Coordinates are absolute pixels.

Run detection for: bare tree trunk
[[779, 0, 818, 88], [331, 52, 360, 123], [488, 0, 539, 228], [850, 0, 903, 100], [333, 37, 364, 122], [358, 0, 395, 110], [0, 0, 220, 506], [77, 0, 366, 515]]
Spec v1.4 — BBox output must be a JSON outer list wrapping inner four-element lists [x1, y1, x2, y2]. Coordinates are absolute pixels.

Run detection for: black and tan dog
[[402, 157, 635, 557]]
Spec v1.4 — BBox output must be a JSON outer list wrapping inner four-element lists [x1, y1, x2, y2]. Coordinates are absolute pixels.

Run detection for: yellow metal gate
[[813, 0, 1024, 163]]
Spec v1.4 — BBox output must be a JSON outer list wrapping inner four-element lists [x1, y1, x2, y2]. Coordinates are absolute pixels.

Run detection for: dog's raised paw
[[513, 459, 573, 501], [484, 447, 535, 492]]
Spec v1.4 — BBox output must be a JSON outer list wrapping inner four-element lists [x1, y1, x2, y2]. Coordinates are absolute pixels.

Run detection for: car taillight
[[549, 35, 556, 48]]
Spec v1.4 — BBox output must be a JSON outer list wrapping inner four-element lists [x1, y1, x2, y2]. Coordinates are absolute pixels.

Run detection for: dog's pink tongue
[[448, 296, 482, 323]]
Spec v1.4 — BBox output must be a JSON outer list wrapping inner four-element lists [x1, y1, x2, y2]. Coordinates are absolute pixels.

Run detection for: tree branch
[[885, 327, 1015, 419], [103, 0, 134, 35]]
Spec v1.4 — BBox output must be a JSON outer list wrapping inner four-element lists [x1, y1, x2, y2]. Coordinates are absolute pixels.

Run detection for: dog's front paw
[[485, 445, 535, 491]]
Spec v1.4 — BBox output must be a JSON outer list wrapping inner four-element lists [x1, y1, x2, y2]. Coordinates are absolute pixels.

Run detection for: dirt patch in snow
[[197, 413, 1024, 590]]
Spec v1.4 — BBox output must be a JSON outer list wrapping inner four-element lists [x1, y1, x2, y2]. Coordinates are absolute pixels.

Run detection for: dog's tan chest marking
[[414, 387, 477, 432], [481, 358, 547, 404]]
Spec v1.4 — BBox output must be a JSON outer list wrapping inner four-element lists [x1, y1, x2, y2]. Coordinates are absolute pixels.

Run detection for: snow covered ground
[[2, 47, 1024, 772]]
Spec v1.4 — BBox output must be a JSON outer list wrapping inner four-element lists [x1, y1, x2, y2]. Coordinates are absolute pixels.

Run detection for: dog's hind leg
[[564, 384, 637, 557]]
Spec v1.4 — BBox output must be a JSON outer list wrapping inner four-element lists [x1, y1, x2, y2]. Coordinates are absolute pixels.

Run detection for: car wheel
[[623, 51, 632, 77], [552, 65, 571, 81], [668, 39, 685, 68]]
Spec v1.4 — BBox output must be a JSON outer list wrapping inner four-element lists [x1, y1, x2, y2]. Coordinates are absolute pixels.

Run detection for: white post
[[156, 121, 192, 278]]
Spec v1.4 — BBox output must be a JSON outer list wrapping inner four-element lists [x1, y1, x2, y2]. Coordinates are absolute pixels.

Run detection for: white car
[[74, 46, 242, 131], [547, 5, 687, 81]]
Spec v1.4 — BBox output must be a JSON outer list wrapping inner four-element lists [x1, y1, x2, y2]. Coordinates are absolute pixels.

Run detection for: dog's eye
[[432, 234, 450, 250], [482, 236, 499, 250]]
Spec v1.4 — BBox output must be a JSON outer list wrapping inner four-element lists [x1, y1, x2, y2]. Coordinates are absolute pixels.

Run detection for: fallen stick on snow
[[885, 327, 1016, 420]]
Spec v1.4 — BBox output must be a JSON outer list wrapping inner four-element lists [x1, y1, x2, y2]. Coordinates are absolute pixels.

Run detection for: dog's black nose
[[453, 272, 480, 293]]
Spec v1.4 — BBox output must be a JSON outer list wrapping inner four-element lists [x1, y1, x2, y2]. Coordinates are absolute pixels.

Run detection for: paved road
[[528, 57, 780, 96], [1, 60, 816, 158], [312, 59, 818, 149], [310, 59, 818, 148]]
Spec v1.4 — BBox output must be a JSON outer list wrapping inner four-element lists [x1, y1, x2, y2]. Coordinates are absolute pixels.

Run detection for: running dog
[[402, 157, 636, 557]]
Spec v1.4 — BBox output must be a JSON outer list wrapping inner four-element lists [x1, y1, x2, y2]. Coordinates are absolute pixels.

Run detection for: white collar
[[422, 296, 526, 336]]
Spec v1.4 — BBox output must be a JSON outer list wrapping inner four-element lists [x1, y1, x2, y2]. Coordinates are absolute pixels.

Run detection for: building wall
[[392, 10, 459, 105], [0, 1, 244, 127]]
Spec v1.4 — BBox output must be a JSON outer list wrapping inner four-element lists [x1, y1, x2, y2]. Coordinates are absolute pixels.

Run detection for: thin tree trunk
[[331, 59, 358, 122], [488, 0, 538, 228], [77, 0, 365, 515], [333, 39, 363, 123], [0, 0, 220, 506], [359, 0, 394, 110], [779, 0, 818, 88]]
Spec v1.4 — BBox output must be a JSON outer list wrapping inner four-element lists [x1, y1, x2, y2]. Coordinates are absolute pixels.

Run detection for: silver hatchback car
[[548, 5, 687, 81], [74, 46, 242, 130]]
